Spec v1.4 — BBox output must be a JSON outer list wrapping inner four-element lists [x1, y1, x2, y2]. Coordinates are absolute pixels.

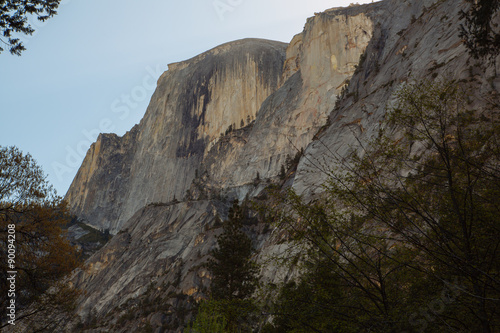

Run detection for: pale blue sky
[[0, 0, 375, 195]]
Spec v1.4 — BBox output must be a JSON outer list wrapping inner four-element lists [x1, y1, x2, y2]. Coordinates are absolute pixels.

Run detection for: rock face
[[66, 10, 375, 234], [62, 0, 500, 331], [293, 0, 500, 197], [72, 201, 223, 319], [193, 7, 374, 200], [66, 39, 287, 234]]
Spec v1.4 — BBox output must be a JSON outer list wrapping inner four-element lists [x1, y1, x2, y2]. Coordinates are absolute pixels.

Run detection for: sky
[[0, 0, 376, 196]]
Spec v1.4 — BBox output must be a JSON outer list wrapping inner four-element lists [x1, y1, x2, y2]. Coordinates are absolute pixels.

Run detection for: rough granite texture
[[66, 10, 376, 234], [66, 39, 287, 234], [294, 0, 500, 197], [55, 0, 500, 332]]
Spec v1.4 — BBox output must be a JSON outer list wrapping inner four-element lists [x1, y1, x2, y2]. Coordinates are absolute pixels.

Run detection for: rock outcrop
[[60, 0, 500, 331], [66, 39, 287, 234], [72, 201, 223, 319], [294, 0, 500, 197], [66, 7, 377, 234]]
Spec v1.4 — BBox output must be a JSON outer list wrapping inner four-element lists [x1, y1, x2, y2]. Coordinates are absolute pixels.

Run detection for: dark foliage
[[266, 80, 500, 332], [207, 199, 259, 301], [460, 0, 500, 60], [189, 200, 260, 332], [0, 146, 81, 330], [0, 0, 61, 55]]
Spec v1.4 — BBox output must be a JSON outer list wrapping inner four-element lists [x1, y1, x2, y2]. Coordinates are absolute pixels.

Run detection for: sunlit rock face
[[66, 8, 375, 235], [66, 38, 287, 234], [66, 3, 376, 322], [198, 8, 374, 197]]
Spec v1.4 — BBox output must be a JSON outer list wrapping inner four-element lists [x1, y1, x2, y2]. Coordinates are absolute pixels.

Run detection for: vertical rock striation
[[65, 1, 379, 322], [66, 9, 376, 234], [66, 39, 287, 233], [180, 5, 375, 198]]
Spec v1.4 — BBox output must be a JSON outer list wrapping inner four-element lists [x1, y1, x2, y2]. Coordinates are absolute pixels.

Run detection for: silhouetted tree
[[0, 0, 61, 55], [267, 80, 500, 332], [208, 200, 258, 301], [279, 164, 286, 180]]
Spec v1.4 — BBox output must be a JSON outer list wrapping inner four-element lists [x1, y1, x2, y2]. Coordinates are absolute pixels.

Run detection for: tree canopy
[[265, 79, 500, 332], [0, 146, 80, 331], [0, 0, 61, 55]]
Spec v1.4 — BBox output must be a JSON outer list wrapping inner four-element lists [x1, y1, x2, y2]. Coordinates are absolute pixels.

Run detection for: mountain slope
[[60, 0, 500, 331]]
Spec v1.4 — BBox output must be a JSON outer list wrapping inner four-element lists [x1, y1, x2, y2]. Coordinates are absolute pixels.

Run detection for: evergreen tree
[[208, 199, 259, 301], [0, 0, 61, 55], [279, 164, 286, 180], [201, 199, 259, 332]]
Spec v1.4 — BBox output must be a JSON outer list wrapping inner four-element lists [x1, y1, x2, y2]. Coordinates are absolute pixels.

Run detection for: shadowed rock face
[[66, 39, 287, 234], [198, 8, 375, 195], [71, 200, 225, 319], [293, 0, 498, 198]]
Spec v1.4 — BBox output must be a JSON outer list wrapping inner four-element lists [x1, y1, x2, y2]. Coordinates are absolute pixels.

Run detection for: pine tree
[[200, 200, 260, 332], [207, 199, 258, 301], [279, 164, 286, 180]]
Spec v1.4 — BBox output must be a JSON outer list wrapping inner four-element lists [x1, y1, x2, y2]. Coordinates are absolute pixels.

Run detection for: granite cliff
[[66, 39, 287, 234], [59, 0, 499, 331]]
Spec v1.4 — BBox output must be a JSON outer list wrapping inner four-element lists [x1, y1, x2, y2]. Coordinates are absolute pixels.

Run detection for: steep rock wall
[[67, 6, 375, 233], [65, 126, 139, 230], [66, 39, 287, 233], [194, 6, 374, 194], [71, 201, 224, 319], [65, 2, 379, 325], [293, 0, 500, 197]]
